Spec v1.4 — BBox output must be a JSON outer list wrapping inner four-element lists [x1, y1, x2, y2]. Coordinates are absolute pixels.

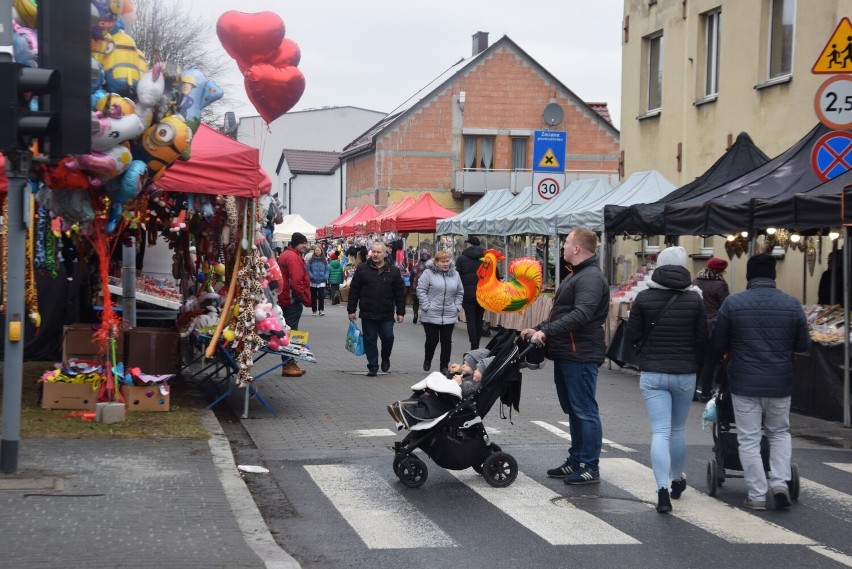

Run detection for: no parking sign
[[811, 130, 852, 182]]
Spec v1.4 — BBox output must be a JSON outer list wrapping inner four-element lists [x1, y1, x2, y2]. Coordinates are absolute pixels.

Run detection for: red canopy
[[333, 204, 379, 237], [393, 193, 458, 232], [156, 124, 270, 197], [318, 208, 353, 238], [367, 197, 416, 233]]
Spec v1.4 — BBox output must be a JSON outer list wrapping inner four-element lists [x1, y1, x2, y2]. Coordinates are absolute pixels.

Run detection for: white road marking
[[807, 546, 852, 568], [603, 458, 814, 544], [449, 469, 639, 545], [827, 462, 852, 475], [800, 477, 852, 523], [558, 421, 636, 452], [304, 464, 456, 549], [348, 429, 397, 437]]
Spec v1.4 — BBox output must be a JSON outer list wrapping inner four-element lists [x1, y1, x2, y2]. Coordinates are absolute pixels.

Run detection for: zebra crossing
[[308, 420, 852, 564]]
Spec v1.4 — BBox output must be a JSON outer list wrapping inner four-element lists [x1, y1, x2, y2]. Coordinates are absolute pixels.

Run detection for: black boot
[[656, 488, 672, 513]]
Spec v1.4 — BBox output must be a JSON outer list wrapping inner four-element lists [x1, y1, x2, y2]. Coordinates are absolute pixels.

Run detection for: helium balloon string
[[25, 192, 40, 328]]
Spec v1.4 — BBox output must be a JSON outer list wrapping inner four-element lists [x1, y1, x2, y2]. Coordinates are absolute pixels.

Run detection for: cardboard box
[[120, 385, 170, 412], [41, 382, 98, 410], [62, 324, 124, 364], [124, 327, 179, 375]]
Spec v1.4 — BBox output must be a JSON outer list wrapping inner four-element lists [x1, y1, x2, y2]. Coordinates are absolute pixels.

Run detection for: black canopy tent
[[604, 132, 770, 236]]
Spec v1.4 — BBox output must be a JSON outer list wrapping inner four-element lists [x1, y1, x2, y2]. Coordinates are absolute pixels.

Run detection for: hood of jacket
[[649, 264, 701, 293], [461, 246, 485, 261], [425, 258, 457, 276]]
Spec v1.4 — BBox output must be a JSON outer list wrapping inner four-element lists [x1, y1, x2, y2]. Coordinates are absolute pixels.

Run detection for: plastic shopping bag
[[345, 321, 365, 357]]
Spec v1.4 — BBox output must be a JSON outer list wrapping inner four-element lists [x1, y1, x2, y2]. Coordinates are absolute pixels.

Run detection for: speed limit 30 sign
[[532, 172, 565, 205], [815, 75, 852, 130]]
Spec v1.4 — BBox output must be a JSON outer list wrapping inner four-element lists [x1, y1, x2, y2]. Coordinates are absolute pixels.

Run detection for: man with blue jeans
[[712, 254, 810, 510], [522, 228, 609, 485], [347, 241, 406, 376]]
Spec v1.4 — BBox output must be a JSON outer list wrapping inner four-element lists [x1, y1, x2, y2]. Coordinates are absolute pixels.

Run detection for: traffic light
[[0, 62, 60, 153]]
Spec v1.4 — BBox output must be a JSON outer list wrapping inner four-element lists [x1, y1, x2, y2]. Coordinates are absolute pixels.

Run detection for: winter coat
[[307, 257, 329, 287], [410, 259, 429, 293], [456, 245, 485, 303], [693, 272, 729, 333], [416, 259, 464, 325], [534, 255, 610, 363], [347, 259, 406, 321], [711, 278, 810, 398], [328, 259, 344, 285], [277, 247, 311, 308], [627, 265, 707, 374]]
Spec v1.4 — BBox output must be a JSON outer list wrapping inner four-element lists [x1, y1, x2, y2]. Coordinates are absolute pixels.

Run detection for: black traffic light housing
[[0, 63, 60, 153]]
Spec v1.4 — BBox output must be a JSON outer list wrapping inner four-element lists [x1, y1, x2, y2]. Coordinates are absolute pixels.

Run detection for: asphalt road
[[209, 301, 852, 569]]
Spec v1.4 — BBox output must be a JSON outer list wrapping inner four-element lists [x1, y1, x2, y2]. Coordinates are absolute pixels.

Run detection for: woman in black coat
[[692, 257, 730, 401]]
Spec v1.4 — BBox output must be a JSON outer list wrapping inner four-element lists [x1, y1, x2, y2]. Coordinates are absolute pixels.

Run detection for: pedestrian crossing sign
[[538, 149, 560, 169], [812, 17, 852, 73]]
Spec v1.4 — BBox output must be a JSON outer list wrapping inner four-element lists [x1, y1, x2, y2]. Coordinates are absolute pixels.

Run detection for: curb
[[202, 411, 302, 569]]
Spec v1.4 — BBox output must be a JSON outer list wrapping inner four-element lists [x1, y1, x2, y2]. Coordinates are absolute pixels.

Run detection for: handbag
[[607, 291, 682, 368], [345, 321, 365, 356]]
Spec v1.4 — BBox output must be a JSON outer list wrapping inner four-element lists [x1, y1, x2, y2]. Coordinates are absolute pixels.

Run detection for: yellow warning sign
[[538, 149, 560, 169], [813, 17, 852, 73]]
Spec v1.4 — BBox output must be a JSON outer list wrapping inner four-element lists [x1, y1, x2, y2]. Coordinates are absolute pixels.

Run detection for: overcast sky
[[197, 1, 624, 129]]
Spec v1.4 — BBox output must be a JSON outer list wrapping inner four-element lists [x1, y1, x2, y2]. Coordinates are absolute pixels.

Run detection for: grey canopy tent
[[436, 188, 514, 235]]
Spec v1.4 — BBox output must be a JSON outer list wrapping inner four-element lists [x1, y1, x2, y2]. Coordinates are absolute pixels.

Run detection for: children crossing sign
[[533, 130, 566, 173], [812, 17, 852, 73]]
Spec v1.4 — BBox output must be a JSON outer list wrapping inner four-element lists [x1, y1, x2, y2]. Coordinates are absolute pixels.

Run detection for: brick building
[[340, 33, 620, 216]]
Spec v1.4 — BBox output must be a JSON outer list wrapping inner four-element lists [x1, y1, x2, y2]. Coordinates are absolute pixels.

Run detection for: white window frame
[[704, 10, 721, 97], [647, 33, 663, 112], [768, 0, 795, 80]]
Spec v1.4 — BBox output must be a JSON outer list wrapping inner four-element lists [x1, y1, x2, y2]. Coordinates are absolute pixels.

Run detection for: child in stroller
[[387, 348, 493, 430], [390, 329, 544, 489]]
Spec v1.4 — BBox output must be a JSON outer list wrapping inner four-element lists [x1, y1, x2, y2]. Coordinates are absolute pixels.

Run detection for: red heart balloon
[[216, 11, 285, 71], [244, 64, 306, 124], [237, 38, 301, 74]]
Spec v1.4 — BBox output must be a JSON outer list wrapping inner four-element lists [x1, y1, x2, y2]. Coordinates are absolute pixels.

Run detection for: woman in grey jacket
[[416, 250, 464, 374]]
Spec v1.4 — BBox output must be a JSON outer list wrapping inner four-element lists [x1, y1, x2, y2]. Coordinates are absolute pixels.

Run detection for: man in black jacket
[[456, 236, 486, 350], [348, 241, 406, 376], [712, 254, 810, 511], [521, 228, 609, 485]]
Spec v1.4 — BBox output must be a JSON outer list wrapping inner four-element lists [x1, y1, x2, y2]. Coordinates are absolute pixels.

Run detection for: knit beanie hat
[[656, 246, 687, 268], [290, 232, 308, 247], [706, 257, 728, 273], [746, 253, 776, 281], [476, 356, 495, 376], [463, 348, 490, 370]]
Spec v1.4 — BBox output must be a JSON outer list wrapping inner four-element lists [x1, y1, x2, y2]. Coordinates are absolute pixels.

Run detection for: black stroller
[[706, 363, 800, 500], [391, 329, 542, 489]]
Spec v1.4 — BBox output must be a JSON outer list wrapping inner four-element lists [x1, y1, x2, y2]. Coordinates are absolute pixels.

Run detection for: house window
[[463, 136, 495, 171], [768, 0, 795, 79], [646, 33, 663, 112], [704, 10, 721, 97], [511, 137, 528, 171]]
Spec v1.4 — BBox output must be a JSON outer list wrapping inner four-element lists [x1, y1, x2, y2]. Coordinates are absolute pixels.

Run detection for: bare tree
[[127, 0, 242, 130]]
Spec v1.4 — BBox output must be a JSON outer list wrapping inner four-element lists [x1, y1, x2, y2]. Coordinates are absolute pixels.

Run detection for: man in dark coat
[[712, 253, 810, 511], [456, 236, 486, 350], [348, 241, 406, 376], [521, 228, 609, 485]]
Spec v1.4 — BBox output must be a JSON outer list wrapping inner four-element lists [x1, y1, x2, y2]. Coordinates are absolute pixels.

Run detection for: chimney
[[471, 31, 489, 56], [224, 111, 237, 135]]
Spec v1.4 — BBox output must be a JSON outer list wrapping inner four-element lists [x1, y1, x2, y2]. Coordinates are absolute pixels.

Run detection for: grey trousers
[[731, 394, 792, 501]]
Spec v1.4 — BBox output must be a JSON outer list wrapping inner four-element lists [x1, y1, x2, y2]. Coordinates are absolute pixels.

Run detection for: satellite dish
[[543, 103, 564, 126]]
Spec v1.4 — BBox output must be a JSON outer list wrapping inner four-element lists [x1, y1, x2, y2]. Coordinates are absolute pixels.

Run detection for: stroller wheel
[[397, 456, 428, 488], [392, 455, 403, 476], [707, 459, 719, 497], [482, 452, 518, 488], [788, 463, 800, 501]]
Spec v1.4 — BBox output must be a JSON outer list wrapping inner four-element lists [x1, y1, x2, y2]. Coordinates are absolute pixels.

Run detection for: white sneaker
[[319, 311, 325, 316]]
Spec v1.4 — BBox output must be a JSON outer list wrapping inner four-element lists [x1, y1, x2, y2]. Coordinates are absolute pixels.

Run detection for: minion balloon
[[132, 115, 192, 181]]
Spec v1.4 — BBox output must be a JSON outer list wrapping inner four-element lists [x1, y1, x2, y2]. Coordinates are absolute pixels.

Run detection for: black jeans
[[311, 287, 325, 313], [463, 301, 485, 350], [411, 292, 420, 322], [423, 322, 455, 370], [361, 318, 395, 371]]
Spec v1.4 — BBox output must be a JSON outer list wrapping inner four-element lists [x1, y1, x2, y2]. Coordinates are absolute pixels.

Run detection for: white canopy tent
[[436, 188, 515, 235], [272, 214, 317, 243], [519, 178, 615, 236]]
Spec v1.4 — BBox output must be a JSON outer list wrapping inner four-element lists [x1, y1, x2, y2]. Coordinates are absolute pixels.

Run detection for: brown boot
[[281, 360, 305, 377]]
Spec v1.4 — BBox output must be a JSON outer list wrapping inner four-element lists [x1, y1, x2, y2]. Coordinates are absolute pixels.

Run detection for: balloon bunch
[[10, 0, 224, 236], [216, 11, 305, 124]]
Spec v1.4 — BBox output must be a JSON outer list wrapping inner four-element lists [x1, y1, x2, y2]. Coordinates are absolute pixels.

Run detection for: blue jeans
[[553, 360, 602, 469], [361, 318, 395, 371], [639, 371, 696, 490]]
